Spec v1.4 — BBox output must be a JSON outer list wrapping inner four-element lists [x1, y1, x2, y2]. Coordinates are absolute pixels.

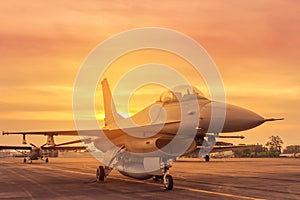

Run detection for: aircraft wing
[[2, 118, 181, 137], [2, 120, 183, 154], [43, 146, 87, 151], [0, 146, 32, 150], [197, 144, 257, 153], [2, 130, 79, 136], [2, 129, 127, 138]]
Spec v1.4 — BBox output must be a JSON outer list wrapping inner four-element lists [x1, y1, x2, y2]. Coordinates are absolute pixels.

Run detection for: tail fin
[[101, 79, 125, 126]]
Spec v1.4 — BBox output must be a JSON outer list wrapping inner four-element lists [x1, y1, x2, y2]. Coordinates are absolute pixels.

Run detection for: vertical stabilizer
[[101, 79, 125, 126]]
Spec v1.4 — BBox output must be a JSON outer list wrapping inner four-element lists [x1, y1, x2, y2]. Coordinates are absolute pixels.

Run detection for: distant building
[[280, 153, 300, 158]]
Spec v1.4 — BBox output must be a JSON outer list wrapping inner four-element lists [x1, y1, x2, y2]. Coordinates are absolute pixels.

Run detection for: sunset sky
[[0, 1, 299, 147]]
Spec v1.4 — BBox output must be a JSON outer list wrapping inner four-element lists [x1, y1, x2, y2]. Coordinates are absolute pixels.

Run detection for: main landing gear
[[205, 155, 210, 162], [96, 166, 112, 182], [96, 146, 125, 182], [23, 158, 32, 163]]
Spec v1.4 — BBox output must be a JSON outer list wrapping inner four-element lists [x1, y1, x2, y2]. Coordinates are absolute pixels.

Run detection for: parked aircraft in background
[[2, 79, 283, 190], [0, 140, 85, 163]]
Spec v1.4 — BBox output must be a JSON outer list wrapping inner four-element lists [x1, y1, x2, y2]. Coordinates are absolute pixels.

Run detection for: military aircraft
[[0, 140, 86, 163], [2, 79, 283, 190], [194, 141, 258, 162]]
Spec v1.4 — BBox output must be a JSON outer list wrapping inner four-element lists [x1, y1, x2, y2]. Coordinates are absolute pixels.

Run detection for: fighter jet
[[2, 79, 283, 190], [0, 140, 86, 163]]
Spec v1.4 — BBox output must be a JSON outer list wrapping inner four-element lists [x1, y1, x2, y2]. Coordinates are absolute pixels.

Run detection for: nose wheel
[[153, 165, 174, 190], [163, 174, 173, 190]]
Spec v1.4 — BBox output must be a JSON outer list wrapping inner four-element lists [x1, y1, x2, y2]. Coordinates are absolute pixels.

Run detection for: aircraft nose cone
[[199, 102, 265, 133], [222, 104, 265, 132]]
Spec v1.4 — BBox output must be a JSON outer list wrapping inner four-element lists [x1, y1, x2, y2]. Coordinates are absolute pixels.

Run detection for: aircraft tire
[[164, 174, 173, 190], [205, 155, 210, 162], [96, 166, 105, 181], [45, 158, 49, 163], [23, 158, 26, 163]]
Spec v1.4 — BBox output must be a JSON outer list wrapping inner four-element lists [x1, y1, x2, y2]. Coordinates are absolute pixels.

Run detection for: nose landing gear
[[162, 165, 173, 190], [163, 174, 173, 190], [152, 165, 174, 190]]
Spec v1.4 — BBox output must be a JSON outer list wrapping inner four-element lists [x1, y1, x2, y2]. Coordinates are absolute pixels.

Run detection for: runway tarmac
[[0, 157, 299, 200]]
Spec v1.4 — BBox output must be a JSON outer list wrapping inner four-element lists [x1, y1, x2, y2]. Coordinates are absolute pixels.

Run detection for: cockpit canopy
[[159, 85, 207, 103]]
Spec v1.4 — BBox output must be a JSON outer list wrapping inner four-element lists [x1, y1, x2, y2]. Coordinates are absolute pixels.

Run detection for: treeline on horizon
[[233, 136, 299, 158], [233, 144, 300, 158]]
